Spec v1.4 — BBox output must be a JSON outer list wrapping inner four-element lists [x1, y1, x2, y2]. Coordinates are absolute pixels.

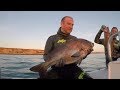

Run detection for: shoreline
[[0, 47, 104, 55], [0, 47, 44, 55]]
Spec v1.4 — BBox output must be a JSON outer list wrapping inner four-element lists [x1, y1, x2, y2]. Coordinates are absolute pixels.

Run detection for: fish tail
[[30, 62, 48, 73]]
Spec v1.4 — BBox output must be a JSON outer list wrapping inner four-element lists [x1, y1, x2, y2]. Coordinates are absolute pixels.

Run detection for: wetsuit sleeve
[[43, 36, 54, 61], [114, 40, 120, 51], [94, 29, 104, 45]]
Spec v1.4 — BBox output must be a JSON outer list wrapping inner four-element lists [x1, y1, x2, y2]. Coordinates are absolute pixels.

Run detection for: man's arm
[[94, 25, 105, 45], [43, 36, 54, 61]]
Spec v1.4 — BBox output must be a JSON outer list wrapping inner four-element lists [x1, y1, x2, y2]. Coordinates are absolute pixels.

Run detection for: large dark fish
[[30, 38, 94, 74]]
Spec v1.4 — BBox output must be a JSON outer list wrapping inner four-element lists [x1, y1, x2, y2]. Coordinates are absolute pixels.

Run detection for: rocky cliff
[[0, 47, 44, 55]]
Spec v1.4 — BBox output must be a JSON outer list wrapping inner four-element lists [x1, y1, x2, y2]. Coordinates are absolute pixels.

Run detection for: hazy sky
[[0, 11, 120, 52]]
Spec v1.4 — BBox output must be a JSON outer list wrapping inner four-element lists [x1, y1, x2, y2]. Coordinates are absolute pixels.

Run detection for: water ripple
[[0, 54, 105, 79]]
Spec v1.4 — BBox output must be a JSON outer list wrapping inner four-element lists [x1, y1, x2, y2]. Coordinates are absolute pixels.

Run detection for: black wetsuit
[[39, 27, 92, 79]]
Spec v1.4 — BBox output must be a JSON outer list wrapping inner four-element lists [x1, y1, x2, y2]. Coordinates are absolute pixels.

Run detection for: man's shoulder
[[69, 35, 77, 39], [49, 34, 57, 38], [47, 34, 58, 40]]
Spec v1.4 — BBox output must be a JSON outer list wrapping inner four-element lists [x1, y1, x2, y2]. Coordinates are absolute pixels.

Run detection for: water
[[0, 53, 106, 79]]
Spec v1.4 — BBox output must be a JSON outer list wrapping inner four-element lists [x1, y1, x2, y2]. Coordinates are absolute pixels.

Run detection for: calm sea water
[[0, 53, 106, 79]]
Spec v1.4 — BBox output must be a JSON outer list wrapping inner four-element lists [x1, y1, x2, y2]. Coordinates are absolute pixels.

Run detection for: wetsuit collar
[[57, 27, 70, 37]]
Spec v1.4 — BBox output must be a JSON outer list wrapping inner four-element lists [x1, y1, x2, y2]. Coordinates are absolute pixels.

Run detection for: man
[[110, 27, 120, 61], [94, 25, 120, 68], [40, 16, 92, 79]]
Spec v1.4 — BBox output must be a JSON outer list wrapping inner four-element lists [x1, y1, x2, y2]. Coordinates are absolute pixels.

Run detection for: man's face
[[61, 17, 74, 34], [111, 28, 118, 35]]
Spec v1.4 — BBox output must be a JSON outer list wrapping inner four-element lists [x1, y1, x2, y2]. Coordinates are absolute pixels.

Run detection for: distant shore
[[0, 47, 44, 55], [0, 47, 103, 55]]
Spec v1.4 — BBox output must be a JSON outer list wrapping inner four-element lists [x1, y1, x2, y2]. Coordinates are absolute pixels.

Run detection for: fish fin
[[55, 58, 65, 67], [71, 52, 80, 57], [30, 62, 47, 73], [77, 58, 82, 65], [63, 55, 81, 65], [71, 56, 82, 65]]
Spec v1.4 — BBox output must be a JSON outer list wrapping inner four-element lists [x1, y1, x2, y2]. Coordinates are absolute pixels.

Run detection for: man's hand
[[100, 25, 106, 31], [101, 25, 109, 33], [55, 59, 65, 67]]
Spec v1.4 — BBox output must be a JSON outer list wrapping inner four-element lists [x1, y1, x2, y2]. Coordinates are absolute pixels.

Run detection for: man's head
[[60, 16, 74, 34], [111, 27, 118, 35]]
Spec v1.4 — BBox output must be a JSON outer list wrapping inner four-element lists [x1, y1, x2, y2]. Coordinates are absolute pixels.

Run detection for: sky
[[0, 11, 120, 52]]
